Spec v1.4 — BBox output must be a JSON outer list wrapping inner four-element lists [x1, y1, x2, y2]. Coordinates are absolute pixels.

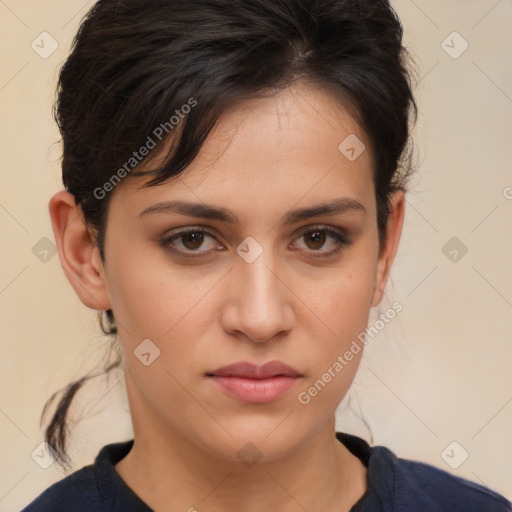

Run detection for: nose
[[220, 246, 295, 343]]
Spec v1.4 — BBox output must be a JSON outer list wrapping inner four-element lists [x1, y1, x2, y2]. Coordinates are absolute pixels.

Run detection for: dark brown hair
[[43, 0, 417, 468]]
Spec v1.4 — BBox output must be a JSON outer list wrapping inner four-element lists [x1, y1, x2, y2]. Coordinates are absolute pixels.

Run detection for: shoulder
[[20, 465, 99, 512], [368, 444, 511, 512], [21, 440, 137, 512]]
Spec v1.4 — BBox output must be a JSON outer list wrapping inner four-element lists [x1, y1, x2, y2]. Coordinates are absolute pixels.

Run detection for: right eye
[[160, 227, 224, 257]]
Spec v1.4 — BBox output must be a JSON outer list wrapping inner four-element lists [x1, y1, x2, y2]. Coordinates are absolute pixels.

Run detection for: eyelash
[[159, 225, 352, 259]]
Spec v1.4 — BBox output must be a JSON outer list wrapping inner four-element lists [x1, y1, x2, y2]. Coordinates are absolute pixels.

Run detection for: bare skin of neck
[[115, 421, 368, 512]]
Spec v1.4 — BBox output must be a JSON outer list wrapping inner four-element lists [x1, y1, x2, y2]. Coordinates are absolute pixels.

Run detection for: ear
[[371, 190, 405, 307], [48, 190, 112, 311]]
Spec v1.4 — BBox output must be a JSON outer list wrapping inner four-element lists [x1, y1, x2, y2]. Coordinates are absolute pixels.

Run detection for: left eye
[[291, 227, 350, 255]]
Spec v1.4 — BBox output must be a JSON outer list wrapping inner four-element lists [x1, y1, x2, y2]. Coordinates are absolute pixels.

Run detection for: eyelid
[[163, 225, 218, 237], [294, 223, 350, 239]]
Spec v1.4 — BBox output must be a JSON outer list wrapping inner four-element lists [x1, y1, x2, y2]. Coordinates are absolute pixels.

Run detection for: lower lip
[[209, 375, 301, 404]]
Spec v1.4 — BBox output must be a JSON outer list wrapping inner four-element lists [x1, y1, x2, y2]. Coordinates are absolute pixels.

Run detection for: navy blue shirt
[[22, 433, 511, 511]]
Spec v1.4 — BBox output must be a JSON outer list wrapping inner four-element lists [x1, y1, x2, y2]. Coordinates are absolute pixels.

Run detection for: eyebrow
[[137, 197, 366, 224]]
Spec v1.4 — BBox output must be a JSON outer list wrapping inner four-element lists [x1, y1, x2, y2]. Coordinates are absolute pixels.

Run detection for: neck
[[116, 416, 367, 512]]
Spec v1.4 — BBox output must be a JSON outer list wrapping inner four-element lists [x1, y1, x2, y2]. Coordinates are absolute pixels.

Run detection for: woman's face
[[89, 81, 402, 462]]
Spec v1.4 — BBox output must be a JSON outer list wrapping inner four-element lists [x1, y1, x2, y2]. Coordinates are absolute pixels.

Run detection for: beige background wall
[[1, 1, 511, 510]]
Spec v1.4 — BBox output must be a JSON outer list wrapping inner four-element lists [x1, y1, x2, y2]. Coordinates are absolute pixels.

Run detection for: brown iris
[[182, 232, 205, 250], [304, 230, 326, 250]]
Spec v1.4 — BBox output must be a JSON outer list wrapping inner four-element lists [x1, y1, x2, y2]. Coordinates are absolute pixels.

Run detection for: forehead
[[110, 81, 374, 219]]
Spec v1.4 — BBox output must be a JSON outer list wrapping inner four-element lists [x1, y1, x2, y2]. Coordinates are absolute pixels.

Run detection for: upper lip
[[207, 361, 302, 379]]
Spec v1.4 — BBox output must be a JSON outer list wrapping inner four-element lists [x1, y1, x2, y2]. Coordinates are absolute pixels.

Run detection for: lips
[[206, 360, 302, 379], [206, 361, 303, 404]]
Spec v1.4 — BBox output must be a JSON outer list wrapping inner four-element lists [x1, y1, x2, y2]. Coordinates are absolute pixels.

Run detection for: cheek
[[104, 246, 210, 348], [306, 249, 377, 340], [304, 278, 372, 378], [296, 244, 377, 391], [294, 282, 372, 420]]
